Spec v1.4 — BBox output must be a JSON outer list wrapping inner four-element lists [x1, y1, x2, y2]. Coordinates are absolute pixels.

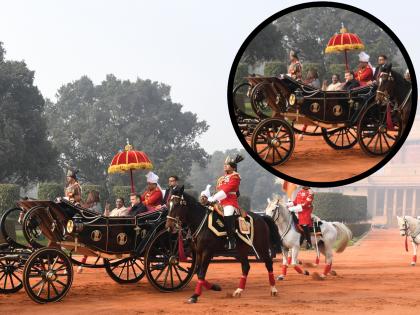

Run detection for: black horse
[[165, 186, 282, 303], [376, 63, 412, 131]]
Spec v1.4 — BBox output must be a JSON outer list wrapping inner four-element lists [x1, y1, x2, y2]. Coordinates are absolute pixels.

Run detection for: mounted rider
[[208, 154, 244, 250], [287, 186, 314, 249]]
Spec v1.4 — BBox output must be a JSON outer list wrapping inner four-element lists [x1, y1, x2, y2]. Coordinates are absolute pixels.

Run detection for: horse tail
[[331, 222, 352, 253], [261, 215, 282, 251]]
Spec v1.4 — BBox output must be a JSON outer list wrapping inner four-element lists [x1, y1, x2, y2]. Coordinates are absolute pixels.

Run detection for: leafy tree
[[45, 74, 208, 190], [0, 42, 59, 185]]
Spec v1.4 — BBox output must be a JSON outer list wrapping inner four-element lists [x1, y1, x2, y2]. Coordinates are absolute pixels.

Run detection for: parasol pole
[[130, 169, 135, 193], [344, 50, 349, 71]]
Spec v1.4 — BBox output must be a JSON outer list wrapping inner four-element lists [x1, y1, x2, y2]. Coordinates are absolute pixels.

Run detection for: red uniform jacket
[[141, 188, 163, 210], [216, 172, 241, 209], [355, 66, 373, 86], [293, 188, 314, 226]]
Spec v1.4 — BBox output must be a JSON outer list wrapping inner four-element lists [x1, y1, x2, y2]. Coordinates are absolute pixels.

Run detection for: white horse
[[397, 216, 420, 266], [265, 198, 353, 279]]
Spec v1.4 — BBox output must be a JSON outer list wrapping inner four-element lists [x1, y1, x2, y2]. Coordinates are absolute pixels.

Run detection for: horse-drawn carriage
[[0, 198, 196, 303], [233, 74, 403, 166]]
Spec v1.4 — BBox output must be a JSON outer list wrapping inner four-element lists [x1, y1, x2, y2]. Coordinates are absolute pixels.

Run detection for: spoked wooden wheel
[[0, 256, 24, 294], [22, 207, 46, 249], [251, 118, 295, 166], [357, 103, 402, 156], [0, 207, 27, 248], [144, 229, 196, 292], [233, 82, 252, 117], [105, 257, 145, 284], [250, 82, 273, 118], [322, 127, 358, 150], [23, 248, 73, 303]]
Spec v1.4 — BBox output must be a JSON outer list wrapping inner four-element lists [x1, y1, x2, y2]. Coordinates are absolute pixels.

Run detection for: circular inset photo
[[228, 2, 417, 187]]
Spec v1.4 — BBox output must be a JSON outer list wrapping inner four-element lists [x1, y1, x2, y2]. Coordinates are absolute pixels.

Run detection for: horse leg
[[291, 246, 309, 276], [277, 248, 289, 280], [321, 245, 333, 278], [411, 241, 417, 266], [233, 247, 250, 297], [188, 250, 218, 303], [262, 251, 278, 296]]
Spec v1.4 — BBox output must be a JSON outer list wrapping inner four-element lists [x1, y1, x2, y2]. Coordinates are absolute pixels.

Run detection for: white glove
[[209, 190, 227, 203], [286, 200, 294, 207], [289, 204, 303, 213], [208, 196, 215, 203]]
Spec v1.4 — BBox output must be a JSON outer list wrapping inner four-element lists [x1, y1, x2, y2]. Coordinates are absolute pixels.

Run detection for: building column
[[372, 189, 378, 217], [412, 189, 417, 217], [402, 189, 407, 216], [392, 189, 398, 217], [383, 189, 388, 217]]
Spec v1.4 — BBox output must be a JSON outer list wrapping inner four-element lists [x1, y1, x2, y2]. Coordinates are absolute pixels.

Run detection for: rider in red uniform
[[288, 186, 314, 249], [208, 154, 244, 249]]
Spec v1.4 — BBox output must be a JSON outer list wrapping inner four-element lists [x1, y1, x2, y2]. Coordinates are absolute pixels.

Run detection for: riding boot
[[224, 215, 237, 250], [303, 225, 312, 249]]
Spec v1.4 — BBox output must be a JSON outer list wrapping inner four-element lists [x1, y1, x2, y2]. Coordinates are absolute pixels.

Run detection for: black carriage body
[[279, 76, 377, 124], [67, 209, 167, 255]]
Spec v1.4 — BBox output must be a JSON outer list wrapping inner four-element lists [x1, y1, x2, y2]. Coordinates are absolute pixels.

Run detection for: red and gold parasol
[[108, 141, 153, 193], [325, 23, 365, 70]]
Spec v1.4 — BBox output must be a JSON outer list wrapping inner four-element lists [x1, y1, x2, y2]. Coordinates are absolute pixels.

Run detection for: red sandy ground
[[1, 228, 419, 315], [251, 135, 382, 182]]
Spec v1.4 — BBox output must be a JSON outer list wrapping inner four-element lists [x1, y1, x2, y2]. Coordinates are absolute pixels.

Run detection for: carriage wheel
[[357, 103, 402, 156], [23, 248, 73, 303], [0, 207, 27, 249], [250, 82, 272, 118], [233, 82, 252, 117], [322, 127, 358, 150], [104, 257, 145, 284], [251, 118, 295, 166], [22, 207, 47, 249], [144, 229, 196, 292], [0, 256, 24, 294]]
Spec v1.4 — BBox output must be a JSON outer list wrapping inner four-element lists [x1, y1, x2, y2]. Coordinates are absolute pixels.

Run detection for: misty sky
[[0, 0, 418, 153]]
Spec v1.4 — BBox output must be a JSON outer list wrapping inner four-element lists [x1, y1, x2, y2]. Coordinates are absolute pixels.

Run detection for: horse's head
[[265, 197, 287, 223], [165, 185, 187, 233], [376, 63, 394, 103], [397, 215, 409, 236]]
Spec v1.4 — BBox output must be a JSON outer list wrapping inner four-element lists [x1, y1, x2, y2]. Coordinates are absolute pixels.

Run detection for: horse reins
[[271, 200, 292, 239]]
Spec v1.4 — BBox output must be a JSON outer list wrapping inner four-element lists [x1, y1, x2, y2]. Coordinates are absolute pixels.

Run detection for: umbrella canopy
[[325, 24, 365, 70], [108, 142, 153, 192]]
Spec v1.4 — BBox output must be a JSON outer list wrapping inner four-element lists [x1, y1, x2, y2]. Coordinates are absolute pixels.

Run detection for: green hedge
[[239, 195, 251, 211], [346, 223, 371, 238], [81, 184, 108, 207], [264, 62, 287, 77], [0, 184, 20, 216], [313, 192, 368, 223], [38, 182, 63, 200]]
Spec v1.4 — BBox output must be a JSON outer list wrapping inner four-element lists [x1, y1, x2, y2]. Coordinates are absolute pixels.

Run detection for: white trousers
[[223, 205, 236, 216]]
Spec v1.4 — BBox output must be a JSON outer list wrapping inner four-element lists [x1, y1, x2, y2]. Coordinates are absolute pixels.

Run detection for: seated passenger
[[325, 74, 342, 91], [83, 190, 103, 214], [304, 69, 321, 89], [342, 70, 360, 91], [355, 51, 373, 86], [128, 193, 147, 215], [141, 172, 163, 211], [105, 197, 130, 217]]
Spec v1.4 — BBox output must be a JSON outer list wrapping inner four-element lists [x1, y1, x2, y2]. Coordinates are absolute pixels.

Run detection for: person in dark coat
[[373, 55, 388, 81], [342, 70, 360, 90]]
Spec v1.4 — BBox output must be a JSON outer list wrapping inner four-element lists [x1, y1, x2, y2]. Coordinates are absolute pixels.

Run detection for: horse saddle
[[291, 213, 322, 236], [207, 210, 254, 246], [212, 202, 247, 218]]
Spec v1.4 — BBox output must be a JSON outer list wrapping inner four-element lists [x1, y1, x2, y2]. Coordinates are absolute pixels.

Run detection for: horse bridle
[[166, 194, 207, 240], [270, 199, 292, 239], [400, 217, 409, 236]]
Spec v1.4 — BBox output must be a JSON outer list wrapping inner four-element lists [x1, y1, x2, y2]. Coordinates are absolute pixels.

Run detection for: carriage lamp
[[294, 89, 304, 105]]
